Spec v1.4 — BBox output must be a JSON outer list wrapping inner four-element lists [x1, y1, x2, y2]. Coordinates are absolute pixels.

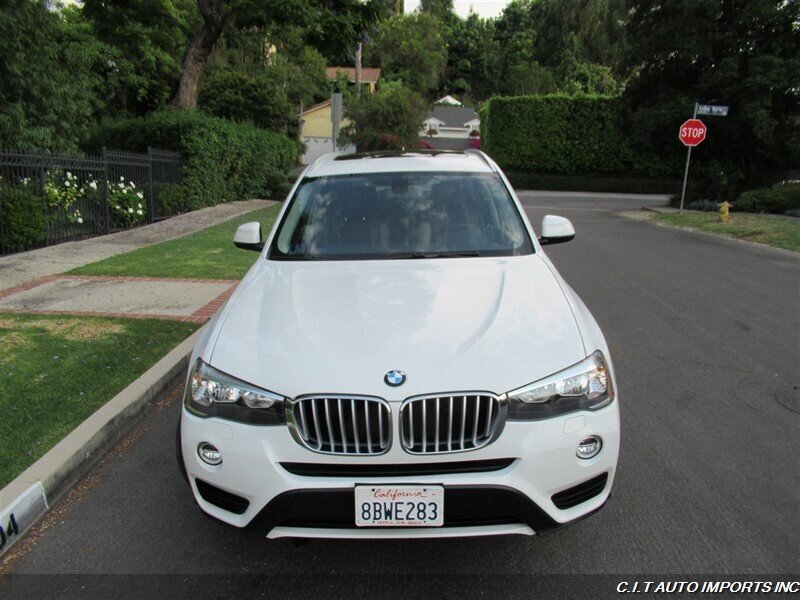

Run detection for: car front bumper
[[179, 400, 620, 539]]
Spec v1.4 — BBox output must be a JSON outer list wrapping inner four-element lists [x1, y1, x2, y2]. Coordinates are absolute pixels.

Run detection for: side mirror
[[539, 215, 575, 245], [233, 222, 264, 252]]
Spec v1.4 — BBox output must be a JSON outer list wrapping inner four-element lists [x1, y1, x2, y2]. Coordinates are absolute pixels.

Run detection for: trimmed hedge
[[732, 183, 800, 215], [86, 110, 299, 211], [505, 171, 682, 195], [480, 95, 633, 173], [0, 184, 47, 251]]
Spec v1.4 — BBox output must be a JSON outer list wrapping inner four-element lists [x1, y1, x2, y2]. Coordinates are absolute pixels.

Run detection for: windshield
[[270, 171, 532, 260]]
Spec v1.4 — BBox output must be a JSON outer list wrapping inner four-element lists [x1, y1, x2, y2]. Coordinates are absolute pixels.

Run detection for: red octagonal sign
[[679, 119, 707, 147]]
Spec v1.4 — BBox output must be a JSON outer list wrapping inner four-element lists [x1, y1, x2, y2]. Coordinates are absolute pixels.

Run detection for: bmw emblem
[[384, 370, 406, 387]]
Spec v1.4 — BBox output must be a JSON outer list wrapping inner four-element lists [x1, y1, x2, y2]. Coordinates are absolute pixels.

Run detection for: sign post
[[677, 103, 728, 212], [678, 104, 707, 212]]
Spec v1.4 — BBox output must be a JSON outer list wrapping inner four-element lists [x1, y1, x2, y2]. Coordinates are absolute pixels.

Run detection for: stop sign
[[679, 119, 707, 147]]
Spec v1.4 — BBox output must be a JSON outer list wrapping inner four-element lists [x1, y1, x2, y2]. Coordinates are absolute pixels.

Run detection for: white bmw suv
[[178, 150, 620, 539]]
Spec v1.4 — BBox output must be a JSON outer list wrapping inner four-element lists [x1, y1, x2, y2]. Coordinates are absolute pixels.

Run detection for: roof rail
[[464, 149, 496, 172], [306, 151, 341, 176]]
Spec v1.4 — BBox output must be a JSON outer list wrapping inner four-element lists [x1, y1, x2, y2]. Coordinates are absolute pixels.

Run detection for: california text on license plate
[[355, 485, 444, 527]]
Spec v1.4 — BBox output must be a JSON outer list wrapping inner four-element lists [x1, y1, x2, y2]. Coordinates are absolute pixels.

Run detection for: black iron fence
[[0, 147, 182, 256]]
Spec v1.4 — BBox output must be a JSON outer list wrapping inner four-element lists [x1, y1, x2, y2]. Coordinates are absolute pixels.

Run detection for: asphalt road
[[2, 191, 798, 598]]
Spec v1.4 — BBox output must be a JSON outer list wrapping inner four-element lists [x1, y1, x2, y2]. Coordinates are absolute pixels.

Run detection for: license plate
[[355, 485, 444, 527]]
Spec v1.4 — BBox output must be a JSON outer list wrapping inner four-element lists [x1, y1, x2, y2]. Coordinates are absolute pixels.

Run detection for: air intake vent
[[195, 479, 250, 514], [288, 395, 391, 455], [551, 473, 609, 509], [400, 393, 505, 454]]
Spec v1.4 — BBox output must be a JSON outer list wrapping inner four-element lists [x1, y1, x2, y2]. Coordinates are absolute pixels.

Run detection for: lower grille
[[195, 479, 250, 514], [400, 393, 505, 454], [280, 458, 516, 477], [288, 395, 391, 455], [551, 473, 609, 509]]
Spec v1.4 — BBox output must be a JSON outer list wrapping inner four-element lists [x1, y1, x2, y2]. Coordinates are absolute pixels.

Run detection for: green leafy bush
[[0, 184, 47, 251], [340, 83, 428, 152], [732, 183, 800, 215], [480, 94, 633, 173], [86, 110, 299, 210]]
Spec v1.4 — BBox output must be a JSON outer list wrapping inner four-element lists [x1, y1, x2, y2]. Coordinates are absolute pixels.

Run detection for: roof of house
[[425, 105, 479, 128], [435, 94, 462, 106], [301, 100, 331, 115], [325, 67, 381, 84]]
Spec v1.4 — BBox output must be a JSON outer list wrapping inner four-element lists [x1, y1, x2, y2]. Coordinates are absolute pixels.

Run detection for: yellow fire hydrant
[[718, 200, 731, 223]]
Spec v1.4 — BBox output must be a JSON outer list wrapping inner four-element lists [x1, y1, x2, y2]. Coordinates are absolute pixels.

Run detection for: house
[[325, 67, 381, 93], [298, 67, 382, 164], [420, 105, 480, 150]]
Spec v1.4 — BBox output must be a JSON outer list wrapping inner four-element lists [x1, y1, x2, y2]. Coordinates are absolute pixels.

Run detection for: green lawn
[[0, 314, 198, 488], [71, 205, 281, 280], [653, 211, 800, 253]]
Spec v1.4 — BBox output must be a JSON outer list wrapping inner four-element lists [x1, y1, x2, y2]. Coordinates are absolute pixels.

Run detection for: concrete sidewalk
[[0, 199, 273, 292]]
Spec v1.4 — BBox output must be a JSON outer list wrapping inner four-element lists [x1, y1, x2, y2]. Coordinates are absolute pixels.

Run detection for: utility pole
[[354, 41, 362, 102]]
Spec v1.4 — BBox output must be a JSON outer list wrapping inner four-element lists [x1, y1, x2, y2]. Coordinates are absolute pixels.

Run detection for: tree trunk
[[171, 0, 228, 110]]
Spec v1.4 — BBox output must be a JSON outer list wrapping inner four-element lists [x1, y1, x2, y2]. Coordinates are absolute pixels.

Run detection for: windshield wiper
[[408, 251, 483, 259]]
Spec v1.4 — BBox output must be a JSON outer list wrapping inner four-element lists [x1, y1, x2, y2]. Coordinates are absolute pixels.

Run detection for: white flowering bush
[[41, 171, 86, 224], [109, 176, 146, 227]]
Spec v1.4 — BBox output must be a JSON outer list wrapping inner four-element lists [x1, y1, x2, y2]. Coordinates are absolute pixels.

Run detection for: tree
[[340, 81, 428, 151], [493, 0, 626, 95], [199, 33, 328, 133], [173, 0, 386, 110], [440, 13, 500, 100], [624, 0, 800, 196], [81, 0, 191, 114], [371, 13, 447, 98], [0, 0, 105, 150]]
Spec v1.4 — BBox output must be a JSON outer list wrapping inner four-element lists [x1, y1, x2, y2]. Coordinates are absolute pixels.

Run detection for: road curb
[[0, 328, 202, 557]]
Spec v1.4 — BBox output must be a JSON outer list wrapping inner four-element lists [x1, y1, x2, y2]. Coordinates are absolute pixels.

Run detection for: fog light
[[576, 436, 602, 459], [198, 442, 222, 465]]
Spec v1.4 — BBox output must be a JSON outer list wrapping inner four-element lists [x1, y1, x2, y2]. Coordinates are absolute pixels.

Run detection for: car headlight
[[184, 359, 286, 425], [506, 350, 614, 420]]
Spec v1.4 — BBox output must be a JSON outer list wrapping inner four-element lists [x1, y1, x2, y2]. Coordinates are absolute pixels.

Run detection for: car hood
[[209, 255, 586, 400]]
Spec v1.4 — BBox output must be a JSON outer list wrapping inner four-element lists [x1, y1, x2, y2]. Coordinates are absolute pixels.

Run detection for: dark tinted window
[[271, 172, 532, 260]]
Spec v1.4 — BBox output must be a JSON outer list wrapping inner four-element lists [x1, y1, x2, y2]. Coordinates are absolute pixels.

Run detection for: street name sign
[[697, 104, 729, 117]]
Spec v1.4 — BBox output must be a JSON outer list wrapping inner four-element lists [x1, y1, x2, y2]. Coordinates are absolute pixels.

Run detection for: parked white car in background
[[178, 150, 620, 539]]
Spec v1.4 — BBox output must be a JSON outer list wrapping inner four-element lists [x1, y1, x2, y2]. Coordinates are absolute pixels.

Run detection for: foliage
[[732, 183, 800, 215], [504, 170, 682, 194], [0, 182, 47, 251], [439, 14, 500, 99], [198, 70, 296, 132], [687, 199, 720, 212], [86, 110, 299, 209], [200, 31, 328, 134], [340, 82, 428, 152], [370, 12, 447, 98], [489, 0, 626, 99], [71, 206, 282, 280], [80, 0, 190, 114], [109, 176, 147, 227], [42, 171, 88, 224], [0, 0, 105, 151], [173, 0, 387, 109], [480, 94, 632, 173], [624, 0, 800, 198]]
